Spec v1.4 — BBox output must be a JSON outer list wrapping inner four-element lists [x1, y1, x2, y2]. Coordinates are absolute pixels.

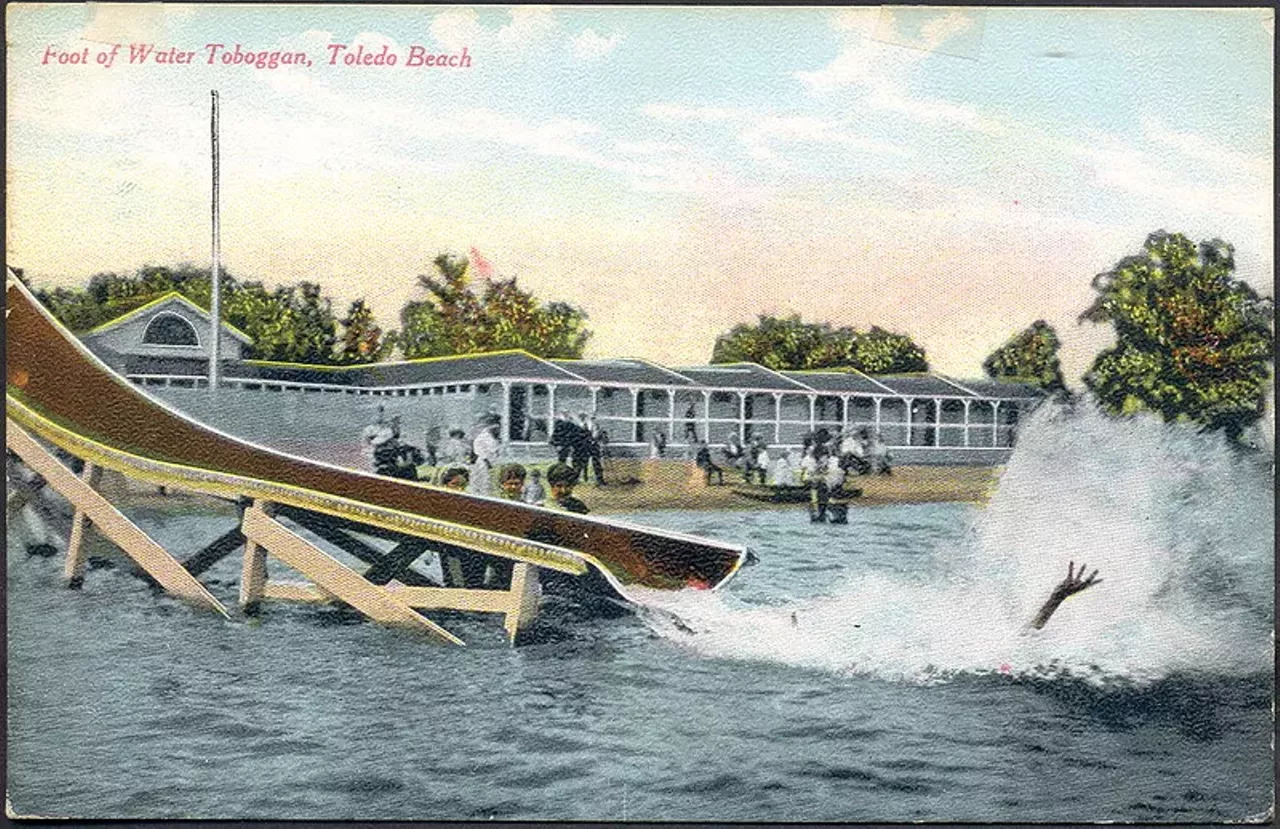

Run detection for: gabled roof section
[[349, 350, 585, 387], [82, 292, 254, 344], [780, 370, 891, 395], [550, 358, 693, 387], [673, 363, 812, 392], [950, 378, 1045, 399], [873, 374, 973, 398]]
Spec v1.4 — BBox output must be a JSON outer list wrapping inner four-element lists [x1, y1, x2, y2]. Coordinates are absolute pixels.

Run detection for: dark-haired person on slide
[[1030, 561, 1102, 630]]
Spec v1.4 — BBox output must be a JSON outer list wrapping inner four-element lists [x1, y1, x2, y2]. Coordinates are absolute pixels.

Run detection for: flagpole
[[209, 89, 221, 392]]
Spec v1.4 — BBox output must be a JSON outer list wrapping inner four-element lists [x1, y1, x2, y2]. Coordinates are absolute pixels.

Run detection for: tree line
[[16, 229, 1273, 441]]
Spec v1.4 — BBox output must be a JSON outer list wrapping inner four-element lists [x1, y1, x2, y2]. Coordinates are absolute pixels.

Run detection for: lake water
[[6, 405, 1273, 821]]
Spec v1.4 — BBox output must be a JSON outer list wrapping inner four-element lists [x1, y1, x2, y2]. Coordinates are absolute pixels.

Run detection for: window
[[141, 313, 200, 347]]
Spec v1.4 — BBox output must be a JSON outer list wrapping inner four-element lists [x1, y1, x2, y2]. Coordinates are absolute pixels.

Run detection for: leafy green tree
[[983, 320, 1067, 393], [32, 264, 350, 365], [710, 314, 927, 373], [336, 299, 390, 364], [396, 252, 591, 359], [1080, 231, 1274, 440]]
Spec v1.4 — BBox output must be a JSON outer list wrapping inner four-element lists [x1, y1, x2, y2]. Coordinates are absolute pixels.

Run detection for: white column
[[701, 390, 711, 443], [546, 384, 556, 439], [667, 388, 676, 443], [500, 382, 511, 444], [841, 396, 850, 429], [738, 392, 747, 441], [807, 394, 817, 434], [772, 393, 782, 445], [904, 397, 913, 448], [631, 387, 641, 443], [934, 398, 942, 448], [963, 399, 971, 448], [590, 385, 599, 413], [992, 400, 1001, 447], [874, 396, 882, 436]]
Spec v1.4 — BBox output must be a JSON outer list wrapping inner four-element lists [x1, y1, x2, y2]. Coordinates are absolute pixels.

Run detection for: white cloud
[[496, 6, 557, 50], [640, 103, 748, 123], [741, 115, 911, 162], [614, 140, 690, 156], [571, 28, 622, 61], [1141, 117, 1271, 180], [864, 81, 1006, 136], [430, 8, 483, 52]]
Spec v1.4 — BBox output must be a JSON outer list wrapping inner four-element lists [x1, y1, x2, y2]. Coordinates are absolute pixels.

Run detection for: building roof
[[943, 378, 1044, 399], [82, 292, 254, 344], [873, 374, 973, 398], [780, 370, 891, 395], [673, 363, 812, 392], [551, 358, 694, 387]]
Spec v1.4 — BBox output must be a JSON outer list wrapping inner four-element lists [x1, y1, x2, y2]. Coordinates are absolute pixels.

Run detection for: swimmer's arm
[[1030, 561, 1101, 630]]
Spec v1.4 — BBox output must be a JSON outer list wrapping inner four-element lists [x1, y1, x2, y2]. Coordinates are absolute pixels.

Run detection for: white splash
[[630, 401, 1275, 685]]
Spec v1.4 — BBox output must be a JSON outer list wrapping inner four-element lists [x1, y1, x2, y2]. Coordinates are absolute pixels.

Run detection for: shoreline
[[94, 462, 1004, 517]]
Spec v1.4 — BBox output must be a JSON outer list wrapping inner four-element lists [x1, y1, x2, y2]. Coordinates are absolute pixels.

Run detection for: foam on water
[[630, 401, 1275, 685]]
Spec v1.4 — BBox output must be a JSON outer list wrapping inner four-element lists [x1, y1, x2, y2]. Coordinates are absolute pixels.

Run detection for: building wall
[[82, 301, 247, 361]]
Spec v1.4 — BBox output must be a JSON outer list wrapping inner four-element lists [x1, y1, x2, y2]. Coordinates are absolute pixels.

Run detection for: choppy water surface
[[7, 405, 1273, 821]]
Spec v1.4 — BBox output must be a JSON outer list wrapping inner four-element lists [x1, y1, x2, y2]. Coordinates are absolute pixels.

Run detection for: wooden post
[[503, 562, 540, 645], [240, 503, 463, 644], [63, 463, 102, 588], [5, 423, 229, 618], [239, 500, 270, 612]]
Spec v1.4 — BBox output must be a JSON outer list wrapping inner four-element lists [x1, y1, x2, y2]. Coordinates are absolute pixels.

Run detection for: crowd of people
[[362, 403, 891, 523], [360, 406, 597, 514]]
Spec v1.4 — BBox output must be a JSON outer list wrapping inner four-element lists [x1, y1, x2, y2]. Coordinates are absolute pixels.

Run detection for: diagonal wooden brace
[[6, 422, 229, 618], [240, 503, 463, 645]]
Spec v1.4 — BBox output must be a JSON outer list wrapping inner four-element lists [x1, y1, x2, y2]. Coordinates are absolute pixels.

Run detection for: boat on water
[[731, 484, 862, 504]]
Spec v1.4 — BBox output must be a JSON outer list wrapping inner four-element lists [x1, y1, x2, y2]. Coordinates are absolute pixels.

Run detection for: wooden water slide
[[5, 275, 747, 644]]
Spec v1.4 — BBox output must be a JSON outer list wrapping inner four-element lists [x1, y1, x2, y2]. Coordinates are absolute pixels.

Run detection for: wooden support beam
[[241, 504, 463, 645], [504, 562, 540, 646], [182, 524, 245, 576], [6, 425, 229, 618], [275, 507, 438, 587], [262, 581, 333, 603], [239, 501, 270, 613], [362, 539, 430, 586], [384, 584, 515, 613], [63, 463, 102, 588]]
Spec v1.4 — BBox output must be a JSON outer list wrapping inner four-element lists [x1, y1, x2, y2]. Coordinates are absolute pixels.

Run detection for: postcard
[[5, 4, 1274, 822]]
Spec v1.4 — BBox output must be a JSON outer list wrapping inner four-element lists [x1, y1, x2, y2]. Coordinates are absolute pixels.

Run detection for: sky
[[6, 5, 1274, 380]]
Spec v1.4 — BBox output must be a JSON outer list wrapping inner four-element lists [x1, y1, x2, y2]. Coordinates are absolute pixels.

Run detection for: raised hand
[[1031, 560, 1103, 630]]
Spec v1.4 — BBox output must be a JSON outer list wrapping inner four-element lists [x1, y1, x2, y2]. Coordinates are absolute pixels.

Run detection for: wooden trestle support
[[6, 419, 546, 646]]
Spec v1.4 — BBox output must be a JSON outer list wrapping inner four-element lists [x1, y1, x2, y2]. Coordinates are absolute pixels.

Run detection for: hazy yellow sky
[[7, 5, 1273, 380]]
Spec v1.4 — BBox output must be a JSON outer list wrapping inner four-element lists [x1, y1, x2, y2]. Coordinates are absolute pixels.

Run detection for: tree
[[395, 252, 591, 359], [710, 314, 927, 373], [1080, 231, 1274, 441], [31, 264, 352, 365], [983, 320, 1067, 393], [336, 299, 391, 364]]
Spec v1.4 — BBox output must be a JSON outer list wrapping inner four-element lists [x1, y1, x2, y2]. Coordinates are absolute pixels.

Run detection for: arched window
[[142, 312, 200, 347]]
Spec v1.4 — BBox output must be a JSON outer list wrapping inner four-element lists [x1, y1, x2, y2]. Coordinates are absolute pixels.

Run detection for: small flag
[[469, 246, 493, 280]]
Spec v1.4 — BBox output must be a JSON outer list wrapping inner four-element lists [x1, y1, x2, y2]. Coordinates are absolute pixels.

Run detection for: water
[[6, 403, 1273, 821]]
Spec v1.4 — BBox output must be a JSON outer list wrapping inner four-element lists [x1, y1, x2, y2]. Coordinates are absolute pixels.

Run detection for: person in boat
[[498, 463, 527, 500], [440, 466, 470, 490], [695, 440, 725, 485], [522, 468, 546, 506], [360, 405, 389, 465], [546, 462, 589, 514]]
